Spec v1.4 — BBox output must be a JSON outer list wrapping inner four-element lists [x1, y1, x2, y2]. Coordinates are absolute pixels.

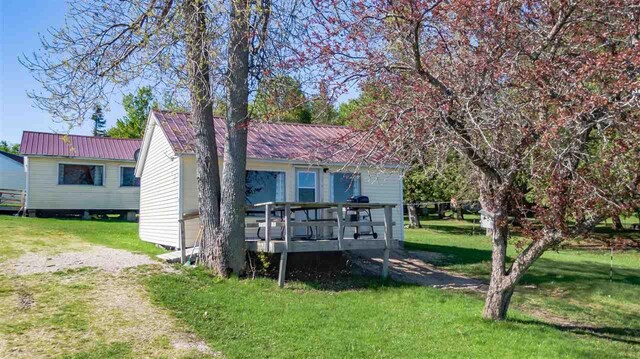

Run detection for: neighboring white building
[[19, 132, 142, 216], [135, 110, 405, 248], [0, 150, 25, 190]]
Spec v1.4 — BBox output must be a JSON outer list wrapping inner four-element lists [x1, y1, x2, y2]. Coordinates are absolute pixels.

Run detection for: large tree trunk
[[184, 0, 226, 275], [220, 0, 250, 274], [437, 203, 445, 219], [611, 215, 623, 230], [482, 216, 514, 320], [407, 204, 422, 228], [455, 206, 464, 220]]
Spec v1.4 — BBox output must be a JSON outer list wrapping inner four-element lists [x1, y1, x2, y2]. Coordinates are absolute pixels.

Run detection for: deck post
[[278, 251, 288, 288], [336, 204, 344, 249], [278, 204, 292, 288], [264, 203, 272, 250], [179, 219, 186, 264], [382, 205, 393, 278]]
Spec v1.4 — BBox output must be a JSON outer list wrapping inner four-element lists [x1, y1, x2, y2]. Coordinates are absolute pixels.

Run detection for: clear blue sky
[[1, 1, 359, 145], [1, 0, 126, 144]]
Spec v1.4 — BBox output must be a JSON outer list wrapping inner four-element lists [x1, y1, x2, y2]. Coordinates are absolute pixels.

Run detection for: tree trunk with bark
[[482, 215, 514, 320], [611, 216, 624, 230], [220, 0, 250, 274], [184, 0, 226, 275], [407, 204, 422, 228]]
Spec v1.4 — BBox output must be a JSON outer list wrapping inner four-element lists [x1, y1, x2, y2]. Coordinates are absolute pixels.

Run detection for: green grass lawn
[[404, 215, 640, 340], [2, 215, 639, 358], [0, 216, 164, 261], [147, 269, 638, 358]]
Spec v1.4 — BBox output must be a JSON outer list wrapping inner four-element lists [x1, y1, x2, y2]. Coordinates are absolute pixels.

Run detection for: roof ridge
[[253, 121, 349, 129], [22, 131, 143, 141], [154, 110, 349, 129]]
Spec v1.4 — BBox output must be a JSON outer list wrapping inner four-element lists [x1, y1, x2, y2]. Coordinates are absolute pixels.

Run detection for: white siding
[[178, 158, 404, 246], [0, 155, 25, 190], [26, 157, 139, 210], [138, 125, 180, 247], [181, 157, 293, 246], [359, 169, 404, 241]]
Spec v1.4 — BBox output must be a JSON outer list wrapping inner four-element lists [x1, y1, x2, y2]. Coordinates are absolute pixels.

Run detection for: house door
[[295, 169, 319, 237]]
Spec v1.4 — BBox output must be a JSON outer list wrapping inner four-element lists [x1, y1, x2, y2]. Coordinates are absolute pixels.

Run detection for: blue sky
[[1, 1, 358, 145], [1, 0, 126, 144]]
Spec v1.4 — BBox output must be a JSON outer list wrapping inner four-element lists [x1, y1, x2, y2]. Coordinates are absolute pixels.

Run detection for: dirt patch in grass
[[1, 247, 160, 275], [0, 256, 219, 358], [351, 248, 487, 291]]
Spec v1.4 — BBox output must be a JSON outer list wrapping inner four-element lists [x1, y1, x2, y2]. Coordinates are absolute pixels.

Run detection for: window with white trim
[[58, 164, 104, 186], [120, 167, 140, 187], [331, 172, 360, 202], [297, 170, 317, 202], [245, 170, 285, 205]]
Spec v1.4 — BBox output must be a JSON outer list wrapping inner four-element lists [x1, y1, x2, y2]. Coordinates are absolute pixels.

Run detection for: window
[[245, 170, 285, 205], [331, 173, 360, 202], [297, 170, 317, 202], [58, 164, 104, 186], [120, 167, 140, 187]]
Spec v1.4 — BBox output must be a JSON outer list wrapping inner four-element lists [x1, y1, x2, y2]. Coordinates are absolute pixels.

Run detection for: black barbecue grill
[[343, 195, 378, 239]]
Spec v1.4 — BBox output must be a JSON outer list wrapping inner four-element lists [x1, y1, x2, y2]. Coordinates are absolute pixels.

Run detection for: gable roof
[[151, 110, 394, 166], [20, 131, 142, 161], [0, 150, 24, 165]]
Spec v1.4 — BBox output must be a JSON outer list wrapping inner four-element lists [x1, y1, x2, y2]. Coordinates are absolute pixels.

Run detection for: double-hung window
[[331, 172, 360, 202], [58, 164, 104, 186], [245, 170, 286, 205], [120, 167, 140, 187], [297, 170, 318, 202]]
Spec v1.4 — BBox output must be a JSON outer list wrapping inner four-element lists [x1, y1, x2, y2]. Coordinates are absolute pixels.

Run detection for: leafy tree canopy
[[0, 141, 20, 154], [251, 75, 312, 123], [107, 86, 157, 139]]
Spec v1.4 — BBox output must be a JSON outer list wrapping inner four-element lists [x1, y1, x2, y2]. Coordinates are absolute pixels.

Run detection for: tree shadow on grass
[[404, 241, 639, 286], [295, 274, 421, 292], [511, 318, 640, 346], [404, 241, 492, 266]]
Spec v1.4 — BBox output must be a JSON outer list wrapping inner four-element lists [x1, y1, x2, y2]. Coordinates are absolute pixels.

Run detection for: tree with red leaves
[[306, 0, 640, 320]]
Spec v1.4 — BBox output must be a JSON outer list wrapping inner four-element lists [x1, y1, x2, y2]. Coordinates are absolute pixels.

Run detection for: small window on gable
[[58, 164, 104, 186], [120, 167, 140, 187], [331, 173, 360, 202]]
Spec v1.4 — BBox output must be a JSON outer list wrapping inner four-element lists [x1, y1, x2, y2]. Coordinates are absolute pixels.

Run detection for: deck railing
[[178, 201, 397, 286]]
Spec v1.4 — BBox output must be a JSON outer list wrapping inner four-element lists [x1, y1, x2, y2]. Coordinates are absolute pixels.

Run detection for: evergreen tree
[[91, 104, 107, 137]]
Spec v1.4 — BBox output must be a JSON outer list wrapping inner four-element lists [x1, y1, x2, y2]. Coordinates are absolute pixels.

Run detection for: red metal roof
[[152, 110, 394, 165], [20, 132, 142, 161]]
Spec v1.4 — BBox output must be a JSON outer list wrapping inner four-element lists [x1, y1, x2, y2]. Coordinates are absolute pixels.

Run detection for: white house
[[19, 131, 142, 217], [0, 150, 25, 190], [135, 110, 405, 249]]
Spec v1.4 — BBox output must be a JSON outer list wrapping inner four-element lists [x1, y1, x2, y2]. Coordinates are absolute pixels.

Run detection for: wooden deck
[[177, 201, 398, 287], [246, 238, 400, 253]]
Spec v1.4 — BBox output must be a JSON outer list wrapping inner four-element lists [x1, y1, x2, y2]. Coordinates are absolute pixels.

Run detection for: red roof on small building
[[152, 110, 394, 166], [20, 132, 142, 161]]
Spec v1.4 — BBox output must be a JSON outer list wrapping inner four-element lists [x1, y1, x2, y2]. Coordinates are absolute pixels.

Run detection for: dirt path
[[1, 246, 160, 275], [351, 248, 487, 291], [0, 246, 220, 358]]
